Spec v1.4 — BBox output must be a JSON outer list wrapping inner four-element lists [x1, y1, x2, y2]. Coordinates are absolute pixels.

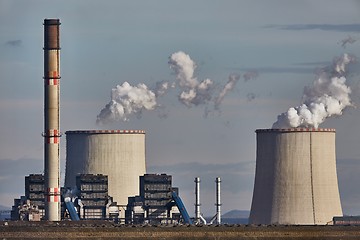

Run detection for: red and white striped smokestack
[[43, 19, 61, 221]]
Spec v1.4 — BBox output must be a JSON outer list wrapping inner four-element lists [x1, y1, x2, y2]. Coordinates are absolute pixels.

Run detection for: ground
[[1, 221, 360, 239]]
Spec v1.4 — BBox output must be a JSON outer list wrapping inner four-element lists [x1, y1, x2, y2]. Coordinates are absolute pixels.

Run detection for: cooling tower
[[249, 128, 342, 225], [64, 130, 146, 206]]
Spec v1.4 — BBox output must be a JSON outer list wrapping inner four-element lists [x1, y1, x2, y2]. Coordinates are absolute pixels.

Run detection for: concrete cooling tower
[[64, 130, 146, 206], [249, 128, 342, 225]]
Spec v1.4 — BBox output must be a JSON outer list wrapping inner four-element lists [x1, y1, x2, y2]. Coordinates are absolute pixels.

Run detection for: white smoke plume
[[272, 53, 356, 129], [153, 80, 173, 97], [168, 51, 198, 88], [214, 74, 240, 110], [97, 51, 243, 124], [169, 51, 214, 106], [96, 81, 157, 124]]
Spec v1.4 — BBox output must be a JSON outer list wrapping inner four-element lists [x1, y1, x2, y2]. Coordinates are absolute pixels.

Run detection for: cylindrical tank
[[64, 130, 146, 207], [249, 128, 342, 225]]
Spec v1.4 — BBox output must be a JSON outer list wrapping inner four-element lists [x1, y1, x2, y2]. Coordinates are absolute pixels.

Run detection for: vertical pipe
[[194, 177, 200, 222], [215, 177, 221, 224], [43, 19, 61, 221]]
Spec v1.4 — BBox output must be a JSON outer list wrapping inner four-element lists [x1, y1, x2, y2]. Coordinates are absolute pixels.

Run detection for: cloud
[[233, 61, 334, 75], [292, 61, 331, 66], [232, 67, 315, 74], [265, 24, 360, 33], [5, 40, 22, 47]]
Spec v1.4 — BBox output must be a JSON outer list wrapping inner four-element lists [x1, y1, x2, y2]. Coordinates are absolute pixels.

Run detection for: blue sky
[[1, 0, 360, 217]]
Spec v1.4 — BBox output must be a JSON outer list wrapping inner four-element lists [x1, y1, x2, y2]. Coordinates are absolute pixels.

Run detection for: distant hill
[[222, 210, 249, 219], [221, 210, 249, 224]]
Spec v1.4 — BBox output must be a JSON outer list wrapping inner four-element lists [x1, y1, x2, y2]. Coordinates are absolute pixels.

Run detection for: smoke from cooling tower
[[97, 51, 242, 123], [96, 82, 157, 124], [272, 53, 356, 129], [153, 80, 173, 97], [168, 51, 214, 107], [214, 74, 240, 110]]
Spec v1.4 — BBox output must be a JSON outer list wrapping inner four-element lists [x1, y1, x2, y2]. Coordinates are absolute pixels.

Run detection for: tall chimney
[[194, 177, 201, 222], [215, 177, 221, 224], [43, 19, 61, 221]]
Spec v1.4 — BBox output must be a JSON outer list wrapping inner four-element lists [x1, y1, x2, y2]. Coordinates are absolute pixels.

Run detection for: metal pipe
[[194, 177, 200, 222], [43, 19, 61, 221], [215, 177, 221, 224]]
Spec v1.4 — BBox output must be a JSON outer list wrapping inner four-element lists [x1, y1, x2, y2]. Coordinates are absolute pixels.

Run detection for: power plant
[[64, 130, 146, 218], [42, 19, 61, 221], [7, 19, 353, 227], [249, 128, 343, 225]]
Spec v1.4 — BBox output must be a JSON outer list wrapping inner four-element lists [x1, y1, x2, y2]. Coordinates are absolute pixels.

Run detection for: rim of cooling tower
[[66, 130, 145, 134], [256, 128, 336, 133]]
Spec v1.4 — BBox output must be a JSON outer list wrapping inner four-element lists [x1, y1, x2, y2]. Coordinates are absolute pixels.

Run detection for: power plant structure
[[249, 128, 343, 225], [125, 174, 187, 224], [42, 19, 61, 221], [64, 130, 146, 219], [194, 177, 201, 223], [215, 177, 221, 224], [194, 177, 222, 225]]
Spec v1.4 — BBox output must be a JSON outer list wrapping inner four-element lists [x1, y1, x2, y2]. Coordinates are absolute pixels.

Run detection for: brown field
[[1, 221, 360, 239]]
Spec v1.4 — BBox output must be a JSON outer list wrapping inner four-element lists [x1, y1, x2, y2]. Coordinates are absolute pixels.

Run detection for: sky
[[1, 0, 360, 217]]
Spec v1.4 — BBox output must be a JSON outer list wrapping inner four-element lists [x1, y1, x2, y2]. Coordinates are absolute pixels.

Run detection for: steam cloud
[[96, 82, 157, 124], [168, 51, 214, 107], [214, 74, 240, 110], [97, 51, 243, 124], [272, 53, 356, 129]]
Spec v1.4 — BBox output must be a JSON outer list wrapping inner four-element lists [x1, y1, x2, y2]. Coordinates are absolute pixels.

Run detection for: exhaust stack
[[209, 177, 222, 224], [194, 177, 200, 222], [43, 19, 61, 221], [194, 177, 207, 224], [215, 177, 221, 224]]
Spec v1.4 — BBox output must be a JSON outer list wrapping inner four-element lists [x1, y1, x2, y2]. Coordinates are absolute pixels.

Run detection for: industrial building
[[249, 128, 343, 225], [25, 174, 45, 218], [11, 174, 45, 221], [11, 173, 119, 221], [125, 174, 184, 224], [74, 174, 117, 220]]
